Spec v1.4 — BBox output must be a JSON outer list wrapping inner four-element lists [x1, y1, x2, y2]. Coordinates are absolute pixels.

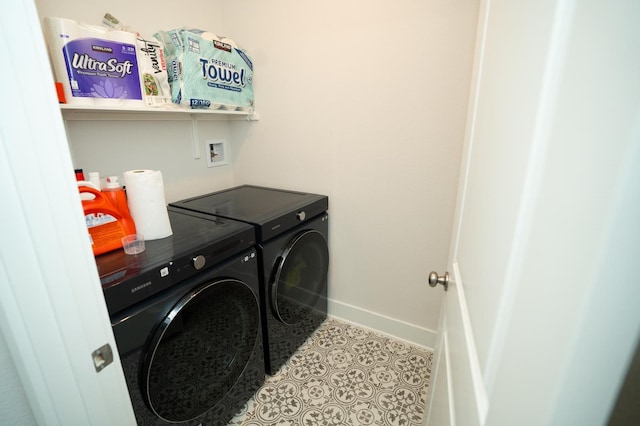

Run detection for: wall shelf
[[60, 104, 259, 121], [60, 104, 258, 161]]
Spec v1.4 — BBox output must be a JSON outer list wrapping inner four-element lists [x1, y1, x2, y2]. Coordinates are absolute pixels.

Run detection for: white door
[[426, 0, 640, 425], [0, 2, 136, 424]]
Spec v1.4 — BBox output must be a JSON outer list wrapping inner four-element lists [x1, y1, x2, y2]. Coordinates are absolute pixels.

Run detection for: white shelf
[[59, 103, 259, 160], [60, 104, 258, 121]]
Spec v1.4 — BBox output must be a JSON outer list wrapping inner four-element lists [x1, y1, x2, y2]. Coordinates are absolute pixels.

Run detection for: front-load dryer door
[[141, 279, 259, 423], [271, 230, 329, 325]]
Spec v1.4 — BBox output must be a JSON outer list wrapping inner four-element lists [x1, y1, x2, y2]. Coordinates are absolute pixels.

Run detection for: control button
[[244, 255, 250, 262], [296, 211, 306, 221], [192, 255, 206, 270], [160, 267, 169, 278], [250, 252, 256, 258]]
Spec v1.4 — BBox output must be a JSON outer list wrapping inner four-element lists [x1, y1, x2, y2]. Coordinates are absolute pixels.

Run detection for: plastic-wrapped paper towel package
[[153, 29, 184, 107], [155, 28, 254, 111], [135, 36, 172, 106]]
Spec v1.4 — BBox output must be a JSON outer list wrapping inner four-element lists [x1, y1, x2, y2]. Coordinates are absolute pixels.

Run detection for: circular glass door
[[271, 230, 329, 325], [141, 279, 259, 423]]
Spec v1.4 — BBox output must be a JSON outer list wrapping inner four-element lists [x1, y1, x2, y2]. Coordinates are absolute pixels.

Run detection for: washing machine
[[97, 206, 265, 425], [170, 185, 329, 375]]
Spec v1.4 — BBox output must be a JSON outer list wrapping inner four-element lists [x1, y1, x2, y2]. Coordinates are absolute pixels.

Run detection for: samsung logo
[[131, 281, 152, 294]]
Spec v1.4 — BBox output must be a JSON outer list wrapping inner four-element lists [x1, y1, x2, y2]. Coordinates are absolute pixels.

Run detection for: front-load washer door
[[271, 230, 329, 325], [141, 279, 259, 423]]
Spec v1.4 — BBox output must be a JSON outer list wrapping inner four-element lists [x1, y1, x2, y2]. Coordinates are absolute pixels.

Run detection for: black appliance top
[[96, 207, 255, 315], [169, 185, 329, 242]]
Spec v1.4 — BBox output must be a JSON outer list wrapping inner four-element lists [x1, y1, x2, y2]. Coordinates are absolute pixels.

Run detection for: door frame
[[0, 2, 136, 424], [426, 0, 640, 424]]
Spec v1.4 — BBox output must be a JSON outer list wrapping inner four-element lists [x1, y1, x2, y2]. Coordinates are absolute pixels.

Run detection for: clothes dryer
[[170, 185, 329, 375], [97, 207, 264, 425]]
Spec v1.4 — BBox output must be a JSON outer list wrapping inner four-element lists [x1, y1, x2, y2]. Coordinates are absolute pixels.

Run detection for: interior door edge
[[449, 262, 489, 424]]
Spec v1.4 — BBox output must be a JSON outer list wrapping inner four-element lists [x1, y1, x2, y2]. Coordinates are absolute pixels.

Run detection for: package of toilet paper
[[155, 28, 254, 110], [44, 17, 143, 106]]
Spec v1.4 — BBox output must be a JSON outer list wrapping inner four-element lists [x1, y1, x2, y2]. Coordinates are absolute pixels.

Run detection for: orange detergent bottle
[[80, 184, 136, 256], [102, 175, 135, 222]]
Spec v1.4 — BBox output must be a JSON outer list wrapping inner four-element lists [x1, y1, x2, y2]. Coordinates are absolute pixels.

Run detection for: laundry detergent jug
[[80, 185, 136, 255]]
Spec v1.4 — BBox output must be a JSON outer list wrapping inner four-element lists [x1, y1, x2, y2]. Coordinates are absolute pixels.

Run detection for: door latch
[[92, 343, 114, 373], [428, 271, 449, 291]]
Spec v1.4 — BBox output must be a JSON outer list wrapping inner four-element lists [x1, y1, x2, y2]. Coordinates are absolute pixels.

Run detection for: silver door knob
[[428, 271, 449, 291]]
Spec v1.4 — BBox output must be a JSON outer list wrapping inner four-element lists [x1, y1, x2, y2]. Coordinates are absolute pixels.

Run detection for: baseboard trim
[[328, 299, 437, 351]]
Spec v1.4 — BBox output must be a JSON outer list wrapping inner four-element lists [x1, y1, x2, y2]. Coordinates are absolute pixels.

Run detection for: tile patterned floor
[[229, 318, 433, 426]]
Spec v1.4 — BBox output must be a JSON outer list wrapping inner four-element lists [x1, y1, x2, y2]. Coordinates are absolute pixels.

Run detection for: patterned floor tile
[[229, 319, 433, 426]]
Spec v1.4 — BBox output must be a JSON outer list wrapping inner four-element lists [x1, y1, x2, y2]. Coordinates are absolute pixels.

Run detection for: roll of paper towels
[[124, 170, 173, 240]]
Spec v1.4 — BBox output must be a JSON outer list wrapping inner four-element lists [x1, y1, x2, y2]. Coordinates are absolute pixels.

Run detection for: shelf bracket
[[191, 116, 201, 159]]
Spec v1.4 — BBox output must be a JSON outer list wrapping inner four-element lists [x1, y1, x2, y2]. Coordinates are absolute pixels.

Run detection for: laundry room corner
[[224, 0, 480, 346]]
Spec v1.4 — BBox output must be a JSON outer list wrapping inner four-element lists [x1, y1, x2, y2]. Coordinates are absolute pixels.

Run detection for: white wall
[[34, 0, 479, 345], [65, 118, 237, 202], [225, 0, 479, 343]]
